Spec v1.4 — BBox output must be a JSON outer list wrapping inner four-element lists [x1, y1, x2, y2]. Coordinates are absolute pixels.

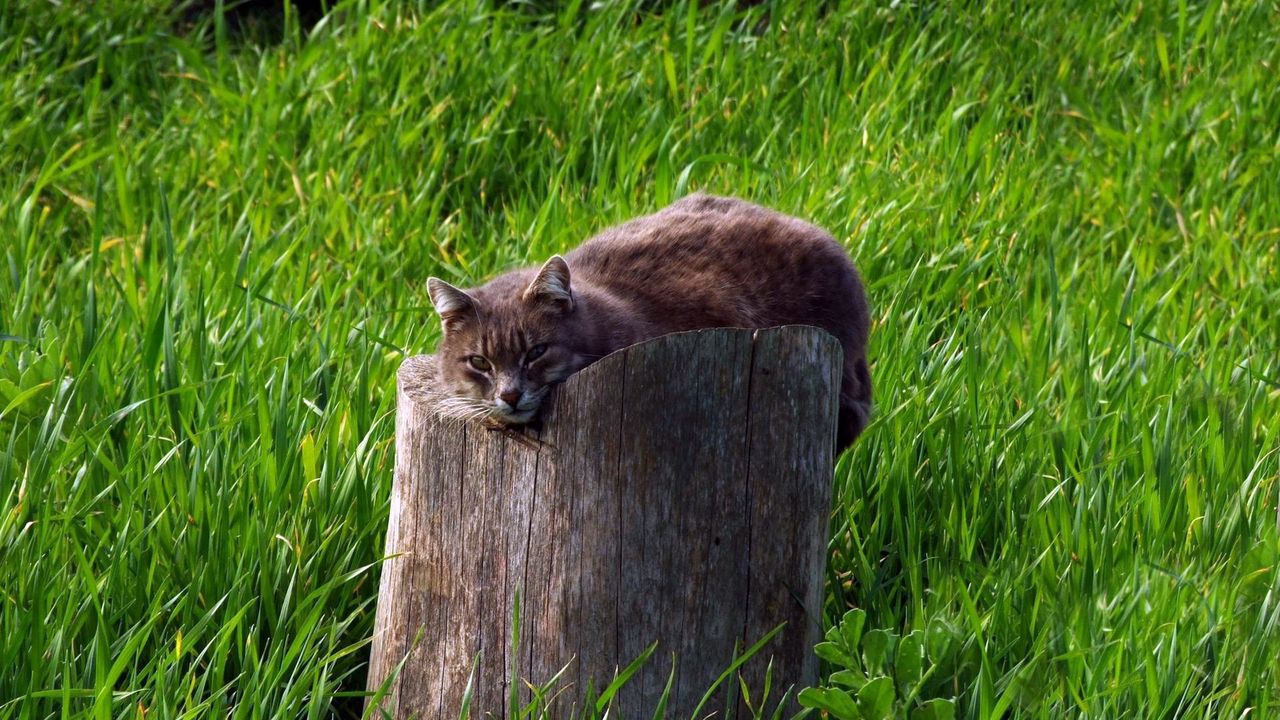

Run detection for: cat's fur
[[427, 193, 872, 449]]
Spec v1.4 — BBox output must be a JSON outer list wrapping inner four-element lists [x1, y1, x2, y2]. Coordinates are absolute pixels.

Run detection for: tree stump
[[367, 326, 840, 719]]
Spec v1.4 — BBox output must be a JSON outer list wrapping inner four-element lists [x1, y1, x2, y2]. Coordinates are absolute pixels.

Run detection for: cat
[[426, 193, 872, 450]]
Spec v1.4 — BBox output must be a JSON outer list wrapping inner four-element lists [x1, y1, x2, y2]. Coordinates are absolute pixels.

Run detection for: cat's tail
[[837, 357, 873, 451]]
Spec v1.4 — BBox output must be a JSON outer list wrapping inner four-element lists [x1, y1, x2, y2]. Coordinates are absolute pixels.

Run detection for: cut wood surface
[[367, 326, 841, 718]]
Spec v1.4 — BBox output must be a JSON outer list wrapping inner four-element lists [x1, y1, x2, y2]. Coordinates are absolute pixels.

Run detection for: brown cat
[[427, 193, 872, 449]]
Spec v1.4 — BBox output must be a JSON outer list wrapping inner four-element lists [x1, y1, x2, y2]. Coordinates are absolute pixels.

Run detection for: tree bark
[[367, 326, 840, 719]]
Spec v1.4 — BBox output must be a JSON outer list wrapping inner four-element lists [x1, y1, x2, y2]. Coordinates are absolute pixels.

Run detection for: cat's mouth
[[492, 407, 537, 424], [491, 388, 549, 425]]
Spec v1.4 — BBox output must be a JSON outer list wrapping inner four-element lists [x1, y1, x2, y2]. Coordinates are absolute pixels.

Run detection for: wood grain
[[367, 327, 840, 719]]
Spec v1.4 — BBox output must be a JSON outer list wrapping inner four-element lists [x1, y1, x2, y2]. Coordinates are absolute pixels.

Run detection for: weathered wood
[[367, 326, 840, 719]]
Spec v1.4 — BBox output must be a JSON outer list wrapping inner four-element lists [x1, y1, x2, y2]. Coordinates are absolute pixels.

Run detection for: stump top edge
[[398, 324, 840, 407]]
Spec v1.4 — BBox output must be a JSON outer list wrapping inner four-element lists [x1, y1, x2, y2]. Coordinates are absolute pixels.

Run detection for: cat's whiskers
[[434, 396, 495, 424], [436, 395, 540, 428]]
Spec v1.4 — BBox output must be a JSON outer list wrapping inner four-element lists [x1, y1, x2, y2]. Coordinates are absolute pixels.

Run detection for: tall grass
[[2, 0, 1278, 717]]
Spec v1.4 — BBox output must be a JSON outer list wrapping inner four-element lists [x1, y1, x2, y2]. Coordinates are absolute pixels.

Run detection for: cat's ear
[[427, 277, 476, 331], [522, 255, 573, 312]]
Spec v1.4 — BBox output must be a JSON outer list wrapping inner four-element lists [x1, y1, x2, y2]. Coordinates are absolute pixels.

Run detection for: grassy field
[[3, 0, 1279, 717]]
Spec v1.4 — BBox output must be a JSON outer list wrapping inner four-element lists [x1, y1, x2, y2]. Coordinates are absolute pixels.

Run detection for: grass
[[2, 0, 1278, 716]]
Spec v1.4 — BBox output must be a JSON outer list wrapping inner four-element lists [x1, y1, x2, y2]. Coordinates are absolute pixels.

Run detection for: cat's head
[[427, 256, 584, 424]]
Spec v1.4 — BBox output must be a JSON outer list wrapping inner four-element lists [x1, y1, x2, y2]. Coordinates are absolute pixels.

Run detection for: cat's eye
[[525, 344, 548, 363], [468, 355, 492, 372]]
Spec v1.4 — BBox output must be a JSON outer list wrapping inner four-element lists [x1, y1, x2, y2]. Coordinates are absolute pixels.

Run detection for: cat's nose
[[498, 390, 522, 408]]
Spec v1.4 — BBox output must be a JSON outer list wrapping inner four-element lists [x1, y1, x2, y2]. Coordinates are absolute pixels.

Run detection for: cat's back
[[568, 193, 850, 284], [565, 194, 868, 345]]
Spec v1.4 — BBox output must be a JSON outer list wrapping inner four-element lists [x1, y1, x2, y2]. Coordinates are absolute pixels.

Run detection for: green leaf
[[798, 687, 862, 720], [650, 659, 675, 720], [0, 378, 20, 403], [829, 669, 868, 690], [896, 630, 925, 691], [689, 622, 787, 718], [856, 676, 895, 720], [926, 620, 955, 664], [597, 640, 656, 711], [457, 653, 480, 720], [862, 630, 895, 674], [840, 609, 867, 653], [300, 431, 319, 482], [661, 45, 679, 102], [815, 641, 853, 667], [0, 380, 53, 422], [910, 698, 956, 720]]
